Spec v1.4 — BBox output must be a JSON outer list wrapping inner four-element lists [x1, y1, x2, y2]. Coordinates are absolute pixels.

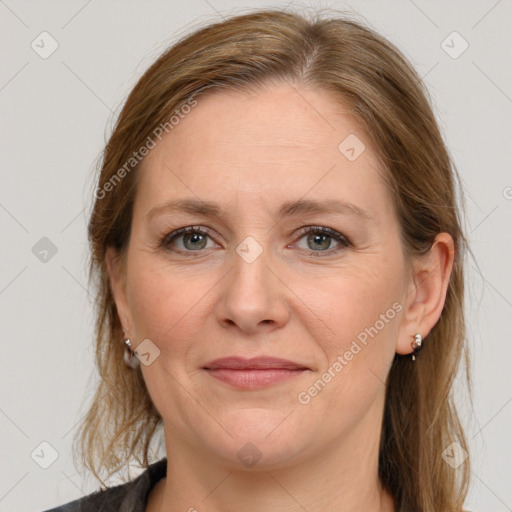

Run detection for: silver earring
[[411, 333, 423, 361], [123, 339, 139, 369]]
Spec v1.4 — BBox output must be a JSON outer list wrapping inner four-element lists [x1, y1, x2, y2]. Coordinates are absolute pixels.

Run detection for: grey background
[[1, 1, 511, 511]]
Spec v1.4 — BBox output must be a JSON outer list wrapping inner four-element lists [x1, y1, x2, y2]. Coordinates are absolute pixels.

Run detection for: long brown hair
[[76, 7, 471, 510]]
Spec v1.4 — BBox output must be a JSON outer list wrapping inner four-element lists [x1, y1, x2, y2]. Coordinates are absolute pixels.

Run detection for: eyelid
[[293, 225, 350, 244]]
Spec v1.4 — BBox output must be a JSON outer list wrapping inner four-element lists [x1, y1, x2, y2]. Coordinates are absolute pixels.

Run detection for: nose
[[216, 241, 290, 335]]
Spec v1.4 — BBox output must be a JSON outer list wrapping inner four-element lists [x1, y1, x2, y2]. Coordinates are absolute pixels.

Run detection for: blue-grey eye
[[163, 227, 216, 252], [295, 227, 348, 253], [306, 232, 334, 251], [181, 232, 208, 250]]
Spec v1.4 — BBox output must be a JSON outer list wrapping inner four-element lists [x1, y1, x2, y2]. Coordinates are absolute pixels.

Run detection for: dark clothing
[[43, 458, 167, 512]]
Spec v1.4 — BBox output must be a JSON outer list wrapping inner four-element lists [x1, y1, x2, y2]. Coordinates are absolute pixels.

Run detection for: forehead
[[136, 82, 393, 221]]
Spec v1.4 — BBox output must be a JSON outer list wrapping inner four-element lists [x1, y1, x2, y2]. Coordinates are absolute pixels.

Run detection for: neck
[[148, 414, 395, 512]]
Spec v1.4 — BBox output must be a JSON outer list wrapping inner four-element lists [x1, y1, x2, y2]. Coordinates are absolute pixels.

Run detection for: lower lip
[[205, 368, 307, 390]]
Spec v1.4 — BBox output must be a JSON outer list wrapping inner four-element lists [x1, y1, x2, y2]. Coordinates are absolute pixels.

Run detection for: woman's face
[[109, 82, 419, 469]]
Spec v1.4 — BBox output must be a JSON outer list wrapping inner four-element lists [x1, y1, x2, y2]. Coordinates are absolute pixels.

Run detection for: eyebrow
[[147, 198, 371, 222]]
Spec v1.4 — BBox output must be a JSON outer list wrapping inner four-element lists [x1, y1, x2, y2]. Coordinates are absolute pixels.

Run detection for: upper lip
[[203, 357, 309, 371]]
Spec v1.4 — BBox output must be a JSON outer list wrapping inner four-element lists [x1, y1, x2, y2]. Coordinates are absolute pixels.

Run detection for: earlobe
[[395, 233, 455, 356]]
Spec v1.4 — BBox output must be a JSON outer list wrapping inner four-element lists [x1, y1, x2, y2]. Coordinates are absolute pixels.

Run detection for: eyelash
[[159, 225, 351, 258]]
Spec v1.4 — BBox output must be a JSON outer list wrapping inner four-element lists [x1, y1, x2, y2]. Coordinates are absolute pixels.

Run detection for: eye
[[160, 225, 350, 258], [160, 226, 217, 253], [293, 226, 350, 256]]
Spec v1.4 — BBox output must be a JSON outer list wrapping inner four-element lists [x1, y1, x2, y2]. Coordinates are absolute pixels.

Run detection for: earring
[[410, 333, 423, 361], [123, 339, 139, 369]]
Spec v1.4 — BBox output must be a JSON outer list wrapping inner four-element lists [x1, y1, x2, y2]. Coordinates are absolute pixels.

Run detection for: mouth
[[202, 356, 310, 390]]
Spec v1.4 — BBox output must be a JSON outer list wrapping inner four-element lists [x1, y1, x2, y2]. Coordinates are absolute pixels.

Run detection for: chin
[[195, 411, 316, 470]]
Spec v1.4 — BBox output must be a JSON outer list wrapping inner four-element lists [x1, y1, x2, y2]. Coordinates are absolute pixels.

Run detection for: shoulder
[[42, 481, 129, 512], [42, 458, 167, 512]]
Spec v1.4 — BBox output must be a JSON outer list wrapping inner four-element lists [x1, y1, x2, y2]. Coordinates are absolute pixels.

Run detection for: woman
[[45, 7, 471, 512]]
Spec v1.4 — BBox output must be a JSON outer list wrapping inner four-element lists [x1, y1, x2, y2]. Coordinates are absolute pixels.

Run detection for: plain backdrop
[[1, 1, 511, 511]]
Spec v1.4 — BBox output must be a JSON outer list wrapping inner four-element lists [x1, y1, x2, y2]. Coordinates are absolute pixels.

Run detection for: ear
[[395, 232, 456, 355], [105, 246, 134, 339]]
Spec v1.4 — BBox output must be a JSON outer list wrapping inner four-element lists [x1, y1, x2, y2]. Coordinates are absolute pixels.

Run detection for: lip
[[203, 356, 309, 371], [203, 357, 310, 390]]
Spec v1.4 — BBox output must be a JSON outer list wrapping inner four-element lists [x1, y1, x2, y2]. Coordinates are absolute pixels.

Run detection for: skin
[[106, 81, 455, 511]]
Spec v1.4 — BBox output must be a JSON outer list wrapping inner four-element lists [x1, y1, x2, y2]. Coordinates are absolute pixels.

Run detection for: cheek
[[308, 262, 403, 348], [297, 258, 404, 392], [293, 275, 400, 428], [126, 257, 209, 351]]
